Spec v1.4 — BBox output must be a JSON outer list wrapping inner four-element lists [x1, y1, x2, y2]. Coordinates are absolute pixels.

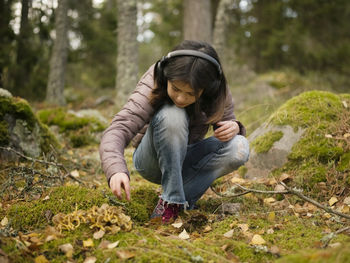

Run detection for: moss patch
[[7, 185, 108, 231], [0, 96, 59, 152], [251, 131, 284, 153], [37, 107, 106, 147]]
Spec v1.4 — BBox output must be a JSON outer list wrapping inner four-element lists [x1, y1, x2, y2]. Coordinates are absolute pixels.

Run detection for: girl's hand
[[214, 121, 240, 142], [110, 172, 131, 201]]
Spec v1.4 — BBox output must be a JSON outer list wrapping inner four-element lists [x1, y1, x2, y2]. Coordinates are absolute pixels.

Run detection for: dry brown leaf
[[83, 238, 94, 248], [171, 222, 183, 228], [238, 223, 249, 232], [203, 225, 212, 233], [325, 134, 333, 138], [344, 197, 350, 205], [83, 256, 97, 263], [329, 197, 338, 206], [223, 230, 234, 238], [344, 133, 350, 138], [267, 228, 274, 234], [70, 170, 80, 178], [1, 217, 8, 227], [59, 243, 73, 258], [116, 250, 135, 260], [34, 255, 49, 263], [274, 184, 285, 192], [178, 229, 190, 240], [250, 234, 266, 245], [342, 100, 348, 108], [107, 240, 120, 249], [98, 240, 111, 249], [270, 246, 280, 255], [280, 173, 291, 182], [230, 177, 246, 184], [93, 230, 105, 240], [264, 197, 276, 205]]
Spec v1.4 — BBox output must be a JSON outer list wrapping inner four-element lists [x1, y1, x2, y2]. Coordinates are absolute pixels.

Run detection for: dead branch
[[211, 181, 350, 221]]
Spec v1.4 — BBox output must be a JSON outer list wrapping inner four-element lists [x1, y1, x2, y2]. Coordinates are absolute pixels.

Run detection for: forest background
[[1, 0, 349, 106]]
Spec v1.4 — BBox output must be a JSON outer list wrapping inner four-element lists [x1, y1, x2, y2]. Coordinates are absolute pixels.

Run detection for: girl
[[99, 40, 249, 223]]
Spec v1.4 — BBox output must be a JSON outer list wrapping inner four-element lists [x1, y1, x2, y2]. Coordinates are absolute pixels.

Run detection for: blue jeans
[[133, 104, 250, 209]]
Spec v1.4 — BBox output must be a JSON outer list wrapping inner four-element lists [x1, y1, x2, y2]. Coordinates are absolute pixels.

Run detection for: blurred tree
[[183, 0, 212, 43], [46, 0, 68, 105], [116, 0, 138, 103], [0, 0, 15, 89]]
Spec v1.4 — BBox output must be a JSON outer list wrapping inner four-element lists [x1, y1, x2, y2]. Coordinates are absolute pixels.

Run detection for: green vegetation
[[0, 96, 59, 152], [37, 107, 106, 147], [252, 131, 284, 153]]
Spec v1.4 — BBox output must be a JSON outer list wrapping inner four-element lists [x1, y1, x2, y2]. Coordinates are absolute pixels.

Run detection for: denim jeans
[[133, 104, 250, 209]]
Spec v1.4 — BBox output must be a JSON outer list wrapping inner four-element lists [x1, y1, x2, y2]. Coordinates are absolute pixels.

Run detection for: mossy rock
[[0, 96, 59, 160], [37, 108, 107, 147], [246, 91, 350, 200]]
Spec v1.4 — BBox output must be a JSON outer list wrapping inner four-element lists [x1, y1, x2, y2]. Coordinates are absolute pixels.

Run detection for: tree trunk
[[46, 0, 68, 105], [183, 0, 212, 43], [213, 0, 236, 59], [116, 0, 138, 104]]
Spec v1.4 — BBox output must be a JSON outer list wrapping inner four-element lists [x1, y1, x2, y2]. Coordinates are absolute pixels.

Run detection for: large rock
[[244, 91, 350, 194], [0, 93, 59, 162]]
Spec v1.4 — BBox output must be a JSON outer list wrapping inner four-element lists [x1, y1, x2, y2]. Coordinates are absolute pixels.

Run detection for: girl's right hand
[[110, 172, 131, 201]]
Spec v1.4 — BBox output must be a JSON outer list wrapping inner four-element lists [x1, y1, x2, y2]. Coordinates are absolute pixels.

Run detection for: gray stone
[[0, 88, 12, 98], [12, 120, 41, 158], [245, 123, 305, 179]]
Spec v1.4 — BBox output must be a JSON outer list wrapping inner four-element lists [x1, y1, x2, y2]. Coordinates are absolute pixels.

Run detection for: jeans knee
[[152, 104, 189, 132], [230, 135, 250, 167]]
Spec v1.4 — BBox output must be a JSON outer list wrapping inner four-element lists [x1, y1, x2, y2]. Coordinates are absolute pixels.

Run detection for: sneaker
[[150, 198, 180, 223]]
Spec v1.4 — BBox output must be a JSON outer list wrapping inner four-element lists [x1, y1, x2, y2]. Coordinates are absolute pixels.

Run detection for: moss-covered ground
[[1, 76, 350, 262]]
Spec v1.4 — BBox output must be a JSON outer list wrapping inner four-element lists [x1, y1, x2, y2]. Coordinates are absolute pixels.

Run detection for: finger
[[122, 180, 131, 201], [114, 182, 122, 199], [215, 125, 234, 137], [214, 122, 229, 133]]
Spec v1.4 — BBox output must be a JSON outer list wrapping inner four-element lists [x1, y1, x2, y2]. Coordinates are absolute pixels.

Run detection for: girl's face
[[167, 80, 202, 108]]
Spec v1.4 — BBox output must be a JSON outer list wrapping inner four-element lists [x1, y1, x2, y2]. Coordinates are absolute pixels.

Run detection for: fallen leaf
[[280, 173, 291, 182], [203, 225, 212, 233], [267, 228, 274, 234], [1, 217, 8, 227], [178, 229, 190, 240], [264, 197, 276, 205], [83, 256, 97, 263], [238, 223, 249, 232], [267, 212, 276, 222], [171, 222, 183, 228], [98, 240, 110, 249], [230, 177, 246, 184], [59, 243, 73, 258], [43, 195, 50, 201], [107, 240, 120, 249], [274, 184, 285, 192], [329, 242, 342, 248], [342, 100, 348, 108], [250, 234, 266, 245], [344, 197, 350, 205], [93, 230, 105, 240], [325, 134, 333, 138], [116, 250, 135, 259], [329, 197, 338, 206], [341, 205, 350, 213], [270, 246, 280, 255], [223, 230, 234, 238], [70, 170, 80, 178], [34, 255, 49, 263], [83, 238, 94, 248], [344, 133, 350, 138]]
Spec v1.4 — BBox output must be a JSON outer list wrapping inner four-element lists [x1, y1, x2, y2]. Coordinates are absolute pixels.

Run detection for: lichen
[[251, 131, 284, 153]]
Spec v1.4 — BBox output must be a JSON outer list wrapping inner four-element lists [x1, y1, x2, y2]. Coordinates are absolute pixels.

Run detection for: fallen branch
[[211, 181, 350, 221]]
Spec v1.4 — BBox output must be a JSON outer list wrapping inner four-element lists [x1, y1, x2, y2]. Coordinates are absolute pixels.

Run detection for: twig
[[211, 181, 350, 221], [210, 186, 250, 197], [280, 182, 350, 220]]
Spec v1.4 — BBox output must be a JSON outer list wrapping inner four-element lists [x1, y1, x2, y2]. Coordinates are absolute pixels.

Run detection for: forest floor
[[1, 70, 350, 262]]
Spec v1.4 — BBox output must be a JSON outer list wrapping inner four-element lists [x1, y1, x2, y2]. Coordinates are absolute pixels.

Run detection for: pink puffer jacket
[[99, 64, 246, 183]]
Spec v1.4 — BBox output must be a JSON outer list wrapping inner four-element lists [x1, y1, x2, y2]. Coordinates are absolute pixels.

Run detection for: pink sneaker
[[150, 198, 180, 223]]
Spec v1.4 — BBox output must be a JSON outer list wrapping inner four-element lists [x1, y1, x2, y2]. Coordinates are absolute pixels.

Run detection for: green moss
[[124, 185, 159, 223], [7, 185, 108, 231], [0, 96, 60, 152], [337, 152, 350, 172], [252, 131, 284, 153], [270, 91, 342, 129], [37, 108, 105, 132], [0, 120, 9, 146]]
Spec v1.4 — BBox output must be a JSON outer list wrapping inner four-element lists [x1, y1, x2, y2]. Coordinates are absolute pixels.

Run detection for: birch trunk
[[46, 0, 68, 105]]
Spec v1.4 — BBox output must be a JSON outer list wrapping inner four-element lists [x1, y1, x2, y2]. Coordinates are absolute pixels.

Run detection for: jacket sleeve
[[214, 87, 246, 136], [99, 65, 155, 184]]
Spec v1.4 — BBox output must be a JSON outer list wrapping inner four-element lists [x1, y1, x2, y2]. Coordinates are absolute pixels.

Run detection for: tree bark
[[116, 0, 138, 104], [213, 0, 236, 59], [183, 0, 212, 43], [46, 0, 68, 105]]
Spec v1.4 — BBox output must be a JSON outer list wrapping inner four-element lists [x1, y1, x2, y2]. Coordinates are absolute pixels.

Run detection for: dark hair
[[150, 40, 227, 124]]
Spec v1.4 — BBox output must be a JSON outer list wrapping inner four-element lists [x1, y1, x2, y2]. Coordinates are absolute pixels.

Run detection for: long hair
[[150, 40, 227, 124]]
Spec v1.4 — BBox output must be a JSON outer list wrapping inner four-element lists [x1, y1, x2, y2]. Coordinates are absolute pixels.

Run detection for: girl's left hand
[[214, 121, 240, 142]]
